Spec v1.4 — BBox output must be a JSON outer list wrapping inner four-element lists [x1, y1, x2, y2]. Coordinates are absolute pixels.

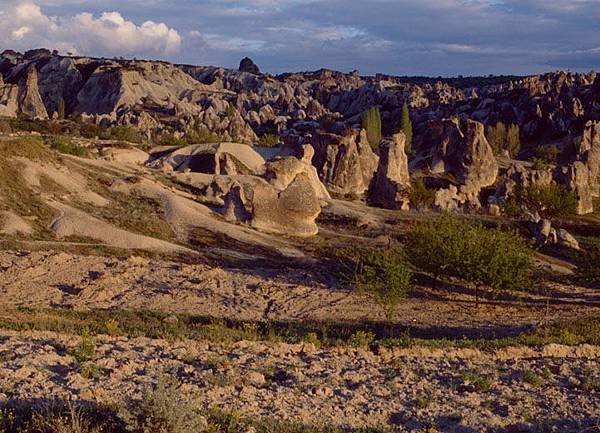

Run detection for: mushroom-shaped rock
[[264, 144, 331, 200], [251, 173, 322, 237]]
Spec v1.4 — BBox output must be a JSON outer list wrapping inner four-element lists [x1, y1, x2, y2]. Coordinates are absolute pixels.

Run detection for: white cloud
[[0, 1, 182, 57]]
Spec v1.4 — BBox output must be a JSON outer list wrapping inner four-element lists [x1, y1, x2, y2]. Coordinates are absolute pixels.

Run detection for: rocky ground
[[0, 329, 598, 432], [1, 249, 598, 332]]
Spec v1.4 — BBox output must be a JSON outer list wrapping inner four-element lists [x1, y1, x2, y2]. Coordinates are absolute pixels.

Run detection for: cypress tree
[[400, 102, 413, 154], [361, 107, 381, 150]]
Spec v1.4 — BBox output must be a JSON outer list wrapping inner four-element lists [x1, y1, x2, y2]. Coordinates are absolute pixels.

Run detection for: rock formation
[[17, 66, 48, 120], [239, 57, 260, 75], [311, 129, 379, 196], [147, 143, 265, 175], [264, 144, 331, 200], [419, 119, 498, 204], [367, 132, 410, 209], [250, 173, 322, 237]]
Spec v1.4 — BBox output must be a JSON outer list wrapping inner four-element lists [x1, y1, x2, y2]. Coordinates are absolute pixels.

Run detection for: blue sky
[[1, 0, 599, 76]]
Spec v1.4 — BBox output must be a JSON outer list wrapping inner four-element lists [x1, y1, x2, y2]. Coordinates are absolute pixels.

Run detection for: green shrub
[[80, 123, 109, 140], [361, 106, 381, 151], [408, 179, 435, 208], [185, 126, 221, 144], [462, 370, 493, 392], [70, 330, 96, 364], [337, 245, 413, 319], [406, 214, 534, 305], [257, 133, 280, 148], [576, 243, 600, 288], [118, 376, 207, 433], [506, 183, 577, 219], [158, 133, 187, 147], [486, 122, 520, 157], [348, 330, 375, 349], [535, 145, 560, 165], [50, 136, 89, 157], [109, 126, 141, 143]]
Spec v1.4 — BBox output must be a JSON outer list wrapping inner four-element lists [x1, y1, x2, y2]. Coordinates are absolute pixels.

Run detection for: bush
[[361, 106, 381, 151], [406, 214, 534, 305], [80, 123, 109, 140], [50, 136, 89, 157], [109, 126, 141, 143], [576, 242, 600, 288], [506, 183, 578, 219], [337, 245, 413, 320], [408, 179, 435, 208], [535, 145, 560, 165], [158, 133, 187, 147], [257, 133, 280, 148], [185, 126, 221, 144], [486, 122, 520, 157], [118, 376, 207, 433]]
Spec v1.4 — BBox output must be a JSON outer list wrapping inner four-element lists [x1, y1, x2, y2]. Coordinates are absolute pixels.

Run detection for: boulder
[[557, 229, 580, 250], [434, 186, 461, 211], [368, 132, 410, 209], [17, 66, 48, 120], [311, 129, 379, 196]]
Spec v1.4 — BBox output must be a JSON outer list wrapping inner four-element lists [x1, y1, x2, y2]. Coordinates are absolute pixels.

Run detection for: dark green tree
[[361, 107, 381, 150], [400, 102, 413, 154]]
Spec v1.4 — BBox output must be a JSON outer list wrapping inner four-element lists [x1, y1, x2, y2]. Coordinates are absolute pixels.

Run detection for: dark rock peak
[[239, 57, 260, 75]]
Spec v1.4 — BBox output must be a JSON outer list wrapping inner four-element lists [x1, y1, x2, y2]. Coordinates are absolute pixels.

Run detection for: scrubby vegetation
[[118, 376, 207, 433], [505, 183, 578, 219], [407, 179, 436, 208], [50, 136, 89, 157], [257, 133, 280, 148], [486, 122, 520, 157], [337, 246, 413, 319], [406, 214, 534, 305]]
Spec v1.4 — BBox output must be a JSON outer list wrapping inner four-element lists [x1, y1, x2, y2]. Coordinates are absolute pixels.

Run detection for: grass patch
[[49, 136, 89, 157], [1, 308, 598, 351], [78, 175, 176, 242], [0, 137, 57, 238], [0, 399, 398, 433]]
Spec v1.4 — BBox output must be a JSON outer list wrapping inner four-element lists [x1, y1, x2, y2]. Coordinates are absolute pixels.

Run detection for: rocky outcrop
[[250, 172, 322, 237], [311, 129, 379, 196], [420, 119, 498, 202], [560, 162, 594, 215], [239, 57, 260, 75], [147, 143, 265, 175], [0, 75, 19, 117], [367, 132, 410, 209], [578, 121, 600, 197], [264, 144, 331, 200], [17, 66, 48, 120], [433, 186, 461, 212]]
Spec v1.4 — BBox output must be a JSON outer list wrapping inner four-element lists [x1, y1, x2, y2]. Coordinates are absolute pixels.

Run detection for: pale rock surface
[[368, 132, 410, 209]]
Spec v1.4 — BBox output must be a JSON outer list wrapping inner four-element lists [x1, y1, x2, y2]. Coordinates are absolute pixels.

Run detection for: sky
[[0, 0, 599, 77]]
